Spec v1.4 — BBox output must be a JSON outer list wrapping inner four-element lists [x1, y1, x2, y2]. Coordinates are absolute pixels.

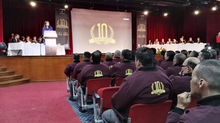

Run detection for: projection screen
[[71, 8, 132, 53]]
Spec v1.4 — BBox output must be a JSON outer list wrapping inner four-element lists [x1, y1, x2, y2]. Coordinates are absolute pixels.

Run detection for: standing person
[[41, 21, 53, 43]]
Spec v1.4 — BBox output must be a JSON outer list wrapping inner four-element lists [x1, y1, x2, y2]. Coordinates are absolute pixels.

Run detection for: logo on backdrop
[[89, 23, 116, 44], [56, 19, 68, 29]]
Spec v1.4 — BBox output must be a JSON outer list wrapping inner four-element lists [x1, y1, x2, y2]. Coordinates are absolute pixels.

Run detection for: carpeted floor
[[0, 82, 82, 123]]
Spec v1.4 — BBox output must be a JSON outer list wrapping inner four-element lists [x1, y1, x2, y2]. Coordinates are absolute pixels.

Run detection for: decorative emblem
[[125, 69, 133, 76], [59, 9, 65, 14], [89, 23, 115, 44], [151, 81, 166, 95], [94, 70, 103, 77], [137, 24, 146, 32], [56, 19, 68, 29], [140, 15, 145, 20], [109, 65, 113, 69]]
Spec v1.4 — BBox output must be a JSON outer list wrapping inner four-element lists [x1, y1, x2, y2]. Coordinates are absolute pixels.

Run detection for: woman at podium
[[42, 21, 53, 36]]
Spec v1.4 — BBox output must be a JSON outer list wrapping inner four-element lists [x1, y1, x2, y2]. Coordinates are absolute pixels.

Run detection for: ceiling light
[[64, 5, 68, 9], [194, 10, 199, 15], [212, 6, 217, 11], [30, 1, 36, 7], [164, 13, 168, 16], [144, 11, 148, 15]]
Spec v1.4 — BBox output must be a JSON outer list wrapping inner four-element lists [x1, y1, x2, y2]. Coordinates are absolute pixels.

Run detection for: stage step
[[0, 70, 15, 76], [0, 78, 30, 87], [0, 74, 23, 82], [0, 67, 7, 72]]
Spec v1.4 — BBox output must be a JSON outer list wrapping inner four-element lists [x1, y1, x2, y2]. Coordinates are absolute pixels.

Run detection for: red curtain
[[147, 15, 183, 43], [0, 0, 3, 43]]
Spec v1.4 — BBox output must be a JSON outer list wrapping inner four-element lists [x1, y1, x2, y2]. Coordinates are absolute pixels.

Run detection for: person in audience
[[166, 60, 220, 123], [65, 54, 80, 101], [173, 39, 178, 44], [26, 36, 32, 43], [32, 36, 38, 43], [196, 37, 202, 43], [11, 34, 20, 43], [73, 51, 91, 79], [169, 57, 200, 110], [130, 50, 136, 62], [187, 51, 192, 57], [150, 48, 159, 65], [102, 52, 116, 69], [148, 40, 152, 45], [187, 37, 194, 43], [161, 39, 165, 45], [181, 50, 188, 57], [160, 50, 175, 70], [175, 50, 180, 54], [189, 50, 199, 57], [198, 49, 211, 61], [204, 44, 210, 50], [159, 50, 166, 65], [154, 38, 159, 45], [166, 53, 186, 77], [218, 32, 220, 37], [113, 50, 121, 63], [111, 49, 136, 78], [167, 38, 172, 44], [8, 33, 14, 43], [102, 47, 173, 123], [208, 49, 217, 59], [215, 48, 220, 60], [77, 50, 110, 111]]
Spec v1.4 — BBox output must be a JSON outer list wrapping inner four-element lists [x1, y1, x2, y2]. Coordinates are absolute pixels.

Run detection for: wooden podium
[[44, 31, 57, 55]]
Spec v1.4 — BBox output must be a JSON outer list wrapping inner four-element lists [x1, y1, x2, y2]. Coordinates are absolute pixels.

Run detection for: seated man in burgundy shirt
[[113, 50, 121, 63], [72, 51, 91, 79], [198, 49, 211, 61], [64, 54, 80, 78], [160, 50, 175, 70], [111, 49, 136, 79], [169, 57, 200, 109], [166, 60, 220, 123], [102, 52, 116, 69], [166, 53, 186, 77], [102, 47, 173, 123]]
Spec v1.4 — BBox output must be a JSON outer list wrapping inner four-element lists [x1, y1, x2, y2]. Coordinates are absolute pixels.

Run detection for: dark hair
[[73, 53, 80, 60], [188, 51, 192, 55], [135, 47, 154, 66], [174, 53, 186, 65], [196, 60, 220, 92], [208, 49, 217, 59], [92, 50, 101, 63], [215, 48, 219, 56], [166, 51, 175, 61], [187, 61, 197, 70], [181, 50, 188, 57], [122, 49, 131, 60], [200, 50, 211, 60], [131, 50, 136, 61], [190, 51, 199, 57], [161, 50, 166, 57], [150, 48, 157, 56], [175, 50, 180, 54], [84, 51, 91, 59]]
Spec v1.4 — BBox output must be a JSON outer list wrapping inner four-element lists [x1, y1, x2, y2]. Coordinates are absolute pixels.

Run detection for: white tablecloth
[[143, 43, 206, 52], [8, 43, 65, 56]]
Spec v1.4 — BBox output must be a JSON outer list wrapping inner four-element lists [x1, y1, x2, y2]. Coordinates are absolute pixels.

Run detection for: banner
[[55, 6, 70, 49], [136, 13, 147, 48]]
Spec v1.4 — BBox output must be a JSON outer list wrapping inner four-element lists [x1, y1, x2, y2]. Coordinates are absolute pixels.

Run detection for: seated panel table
[[143, 43, 206, 52], [8, 43, 65, 56]]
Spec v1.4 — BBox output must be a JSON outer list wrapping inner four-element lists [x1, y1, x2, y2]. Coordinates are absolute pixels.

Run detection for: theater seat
[[79, 77, 112, 112], [93, 86, 120, 123], [186, 97, 199, 109], [113, 100, 172, 123], [115, 77, 124, 86]]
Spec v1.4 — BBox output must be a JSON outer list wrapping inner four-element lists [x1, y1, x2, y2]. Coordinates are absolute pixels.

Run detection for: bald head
[[105, 52, 113, 60]]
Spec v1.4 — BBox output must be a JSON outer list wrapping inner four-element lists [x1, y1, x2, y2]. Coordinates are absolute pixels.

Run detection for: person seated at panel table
[[187, 37, 194, 43], [167, 38, 172, 44], [102, 52, 116, 69], [173, 39, 178, 44], [102, 47, 173, 123], [148, 40, 153, 45], [8, 33, 14, 43], [154, 38, 160, 45], [32, 36, 38, 43], [111, 49, 136, 79], [26, 36, 32, 43], [165, 53, 186, 77], [11, 34, 20, 43], [179, 37, 186, 44], [169, 57, 200, 110], [196, 37, 202, 43], [160, 50, 175, 70], [161, 39, 165, 45], [113, 50, 121, 63], [166, 60, 220, 123], [20, 36, 26, 43]]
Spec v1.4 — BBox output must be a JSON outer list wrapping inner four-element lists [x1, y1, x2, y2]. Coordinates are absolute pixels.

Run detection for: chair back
[[97, 86, 119, 111], [115, 77, 124, 86], [87, 78, 112, 96], [186, 97, 199, 109], [128, 100, 172, 123]]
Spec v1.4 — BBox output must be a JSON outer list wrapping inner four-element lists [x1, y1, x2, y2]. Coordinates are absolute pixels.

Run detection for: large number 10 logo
[[89, 23, 115, 44]]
